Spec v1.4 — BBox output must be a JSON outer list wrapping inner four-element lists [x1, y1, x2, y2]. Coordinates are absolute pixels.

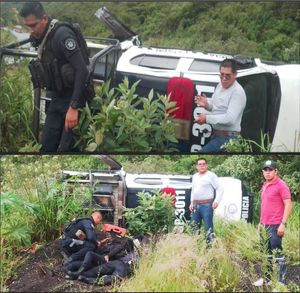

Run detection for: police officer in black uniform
[[61, 211, 103, 265], [78, 251, 139, 286], [63, 231, 134, 278], [64, 235, 139, 286], [19, 2, 94, 152]]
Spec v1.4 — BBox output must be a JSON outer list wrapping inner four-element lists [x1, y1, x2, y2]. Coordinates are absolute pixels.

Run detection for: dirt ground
[[7, 240, 111, 292], [7, 240, 300, 292]]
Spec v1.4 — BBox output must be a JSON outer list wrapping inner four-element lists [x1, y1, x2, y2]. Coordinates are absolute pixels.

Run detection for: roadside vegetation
[[0, 61, 34, 152], [1, 155, 299, 291], [75, 79, 177, 152], [119, 221, 299, 292]]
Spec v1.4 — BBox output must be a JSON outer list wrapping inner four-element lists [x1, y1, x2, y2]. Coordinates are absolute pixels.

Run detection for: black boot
[[67, 266, 86, 280], [77, 275, 97, 284], [63, 257, 73, 266]]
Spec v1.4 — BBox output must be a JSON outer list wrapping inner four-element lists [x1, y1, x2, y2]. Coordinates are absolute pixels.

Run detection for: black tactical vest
[[28, 20, 92, 94], [63, 216, 93, 238]]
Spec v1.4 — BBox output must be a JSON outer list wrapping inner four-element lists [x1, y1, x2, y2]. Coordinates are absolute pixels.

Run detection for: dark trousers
[[260, 224, 286, 282], [61, 237, 96, 261], [65, 261, 100, 278], [82, 251, 106, 269], [66, 251, 106, 272], [83, 260, 131, 285], [41, 97, 78, 152]]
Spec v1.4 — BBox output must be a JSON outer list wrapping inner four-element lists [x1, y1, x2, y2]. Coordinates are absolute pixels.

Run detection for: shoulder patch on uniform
[[65, 38, 76, 50]]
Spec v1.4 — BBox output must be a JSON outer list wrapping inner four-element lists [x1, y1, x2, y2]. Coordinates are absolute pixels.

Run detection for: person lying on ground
[[62, 229, 135, 278], [73, 249, 139, 286]]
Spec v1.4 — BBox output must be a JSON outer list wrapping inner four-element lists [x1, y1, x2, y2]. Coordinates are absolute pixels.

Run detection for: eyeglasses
[[219, 73, 233, 80]]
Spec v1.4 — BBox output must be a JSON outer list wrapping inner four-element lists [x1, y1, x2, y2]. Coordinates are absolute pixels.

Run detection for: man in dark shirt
[[61, 211, 103, 264], [63, 230, 134, 278], [19, 2, 92, 152]]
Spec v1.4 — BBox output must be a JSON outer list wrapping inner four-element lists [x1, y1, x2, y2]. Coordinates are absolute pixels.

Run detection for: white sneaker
[[253, 278, 273, 287], [253, 278, 264, 286]]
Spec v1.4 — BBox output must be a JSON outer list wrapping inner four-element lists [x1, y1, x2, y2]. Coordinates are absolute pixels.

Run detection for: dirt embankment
[[7, 240, 110, 292]]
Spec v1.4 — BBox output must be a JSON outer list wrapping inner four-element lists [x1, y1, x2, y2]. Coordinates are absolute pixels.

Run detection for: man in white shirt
[[194, 58, 246, 152], [189, 158, 224, 245]]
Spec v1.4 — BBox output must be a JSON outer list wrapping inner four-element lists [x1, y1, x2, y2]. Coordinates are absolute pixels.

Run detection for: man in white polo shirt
[[194, 58, 246, 153], [189, 158, 224, 245]]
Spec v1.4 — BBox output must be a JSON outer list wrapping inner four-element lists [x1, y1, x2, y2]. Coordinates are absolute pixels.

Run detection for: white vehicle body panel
[[270, 64, 300, 151]]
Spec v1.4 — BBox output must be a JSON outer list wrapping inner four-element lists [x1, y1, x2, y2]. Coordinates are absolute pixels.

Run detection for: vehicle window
[[134, 178, 162, 185], [130, 55, 179, 70], [189, 60, 220, 72], [169, 179, 191, 185], [134, 177, 191, 185]]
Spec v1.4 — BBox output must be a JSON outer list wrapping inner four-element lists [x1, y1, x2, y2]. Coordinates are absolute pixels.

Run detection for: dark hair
[[19, 2, 46, 19], [196, 158, 207, 165], [220, 58, 237, 74]]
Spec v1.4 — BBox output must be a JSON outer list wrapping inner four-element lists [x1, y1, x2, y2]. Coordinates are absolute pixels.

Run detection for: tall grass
[[32, 180, 90, 242], [119, 217, 300, 292], [0, 191, 37, 291], [0, 177, 92, 291], [0, 62, 34, 152], [119, 233, 241, 292]]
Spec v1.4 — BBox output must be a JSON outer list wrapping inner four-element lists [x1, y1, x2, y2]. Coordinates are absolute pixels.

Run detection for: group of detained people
[[60, 211, 140, 286], [60, 158, 293, 288]]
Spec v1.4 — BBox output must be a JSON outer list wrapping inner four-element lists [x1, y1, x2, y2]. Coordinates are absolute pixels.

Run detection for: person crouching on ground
[[60, 211, 103, 265]]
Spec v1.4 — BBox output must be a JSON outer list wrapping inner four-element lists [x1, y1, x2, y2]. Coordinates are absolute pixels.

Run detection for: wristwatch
[[281, 221, 287, 226], [70, 100, 80, 109]]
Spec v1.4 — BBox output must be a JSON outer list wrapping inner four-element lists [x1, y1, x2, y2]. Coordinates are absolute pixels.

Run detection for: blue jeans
[[191, 203, 214, 244], [260, 224, 286, 282], [199, 133, 236, 153]]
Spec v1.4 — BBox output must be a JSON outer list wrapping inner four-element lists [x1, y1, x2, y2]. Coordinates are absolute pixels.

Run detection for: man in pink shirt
[[253, 160, 293, 287]]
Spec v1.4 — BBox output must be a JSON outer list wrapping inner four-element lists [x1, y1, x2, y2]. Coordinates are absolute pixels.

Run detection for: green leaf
[[85, 142, 98, 152]]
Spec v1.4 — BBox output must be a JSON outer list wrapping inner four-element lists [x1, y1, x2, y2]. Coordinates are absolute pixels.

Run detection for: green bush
[[75, 78, 178, 152], [123, 191, 175, 236], [1, 192, 37, 249]]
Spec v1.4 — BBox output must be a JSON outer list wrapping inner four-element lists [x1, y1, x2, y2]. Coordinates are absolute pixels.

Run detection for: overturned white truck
[[1, 6, 299, 152], [61, 156, 253, 230]]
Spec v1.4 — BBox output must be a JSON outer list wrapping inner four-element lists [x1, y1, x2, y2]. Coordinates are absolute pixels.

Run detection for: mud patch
[[7, 240, 109, 292]]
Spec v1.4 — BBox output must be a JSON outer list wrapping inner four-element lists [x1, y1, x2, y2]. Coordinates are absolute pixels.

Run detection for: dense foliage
[[124, 191, 175, 236], [38, 2, 300, 63], [75, 79, 177, 152], [0, 62, 34, 152]]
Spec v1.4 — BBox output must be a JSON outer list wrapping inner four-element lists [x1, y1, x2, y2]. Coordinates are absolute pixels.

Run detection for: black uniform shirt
[[49, 25, 88, 108], [68, 217, 98, 245]]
